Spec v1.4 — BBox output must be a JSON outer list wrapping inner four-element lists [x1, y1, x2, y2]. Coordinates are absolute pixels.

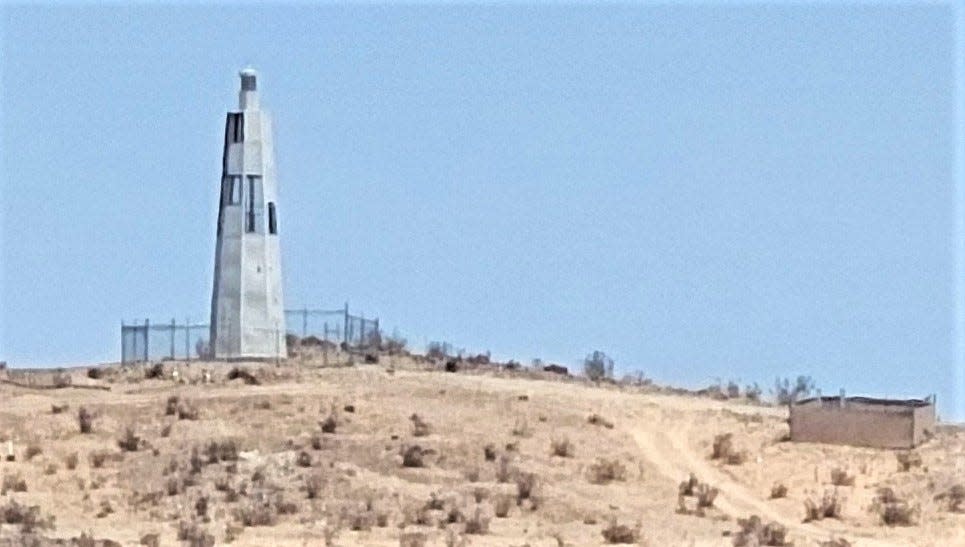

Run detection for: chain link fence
[[121, 304, 381, 364]]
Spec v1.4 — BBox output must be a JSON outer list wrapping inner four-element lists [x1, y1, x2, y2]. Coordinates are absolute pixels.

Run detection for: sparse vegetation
[[896, 451, 922, 472], [410, 413, 431, 437], [588, 458, 627, 485], [872, 487, 918, 526], [587, 413, 614, 429], [711, 433, 747, 465], [24, 444, 42, 461], [830, 468, 855, 487], [118, 427, 141, 452], [773, 375, 815, 405], [583, 350, 614, 382], [402, 445, 425, 468], [601, 519, 639, 544], [732, 515, 790, 546], [550, 436, 574, 457], [804, 490, 843, 522], [934, 484, 965, 513], [1, 473, 27, 494], [78, 406, 94, 434], [770, 482, 788, 499]]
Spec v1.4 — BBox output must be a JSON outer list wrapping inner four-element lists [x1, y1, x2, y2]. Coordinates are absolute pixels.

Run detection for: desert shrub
[[804, 490, 843, 522], [818, 540, 852, 547], [275, 496, 298, 515], [515, 471, 538, 506], [483, 444, 497, 461], [226, 367, 260, 385], [711, 433, 747, 464], [237, 501, 278, 527], [165, 396, 179, 416], [588, 458, 627, 485], [64, 452, 78, 470], [1, 473, 27, 494], [24, 444, 42, 461], [140, 533, 161, 547], [583, 350, 614, 382], [51, 403, 69, 414], [118, 427, 141, 452], [770, 483, 788, 499], [896, 451, 922, 472], [44, 463, 58, 475], [0, 498, 53, 532], [304, 474, 323, 499], [745, 383, 763, 403], [601, 519, 639, 544], [190, 447, 203, 474], [195, 496, 209, 518], [872, 487, 918, 526], [89, 451, 108, 469], [830, 468, 855, 487], [87, 367, 104, 380], [493, 494, 512, 518], [78, 407, 94, 434], [588, 413, 615, 429], [320, 414, 337, 434], [679, 473, 700, 496], [410, 414, 431, 437], [733, 515, 790, 546], [550, 437, 574, 457], [495, 454, 513, 483], [463, 505, 491, 534], [178, 402, 200, 421], [399, 532, 428, 547], [402, 445, 425, 468], [296, 451, 312, 468], [145, 363, 165, 379], [773, 375, 815, 405], [165, 477, 181, 496], [696, 483, 719, 508], [177, 520, 214, 547], [934, 484, 965, 512], [726, 381, 741, 399], [205, 440, 239, 464]]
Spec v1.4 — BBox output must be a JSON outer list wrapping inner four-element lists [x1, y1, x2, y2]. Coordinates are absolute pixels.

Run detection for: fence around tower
[[120, 304, 380, 364]]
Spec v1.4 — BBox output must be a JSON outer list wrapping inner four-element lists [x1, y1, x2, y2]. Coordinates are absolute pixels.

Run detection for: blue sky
[[2, 3, 962, 420]]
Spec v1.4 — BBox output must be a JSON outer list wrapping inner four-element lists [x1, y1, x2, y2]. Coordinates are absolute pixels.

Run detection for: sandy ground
[[0, 354, 963, 546]]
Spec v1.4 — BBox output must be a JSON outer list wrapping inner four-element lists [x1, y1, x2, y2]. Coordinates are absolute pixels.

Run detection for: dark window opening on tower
[[268, 202, 277, 234], [228, 113, 244, 143], [245, 176, 263, 233]]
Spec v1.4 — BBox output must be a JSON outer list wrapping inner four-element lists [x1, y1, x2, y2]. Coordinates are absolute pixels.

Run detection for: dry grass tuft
[[830, 468, 855, 487], [733, 515, 790, 546], [896, 451, 922, 472], [1, 473, 27, 494], [24, 444, 42, 461], [601, 519, 639, 544], [872, 487, 918, 526], [550, 437, 574, 458], [410, 414, 431, 437], [934, 484, 965, 513], [711, 433, 747, 465], [588, 458, 627, 485], [804, 490, 843, 522], [118, 427, 141, 452], [399, 532, 428, 547], [78, 406, 94, 434], [770, 483, 788, 499], [587, 413, 614, 429]]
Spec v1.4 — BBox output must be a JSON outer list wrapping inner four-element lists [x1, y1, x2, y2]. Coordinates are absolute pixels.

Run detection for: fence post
[[121, 321, 126, 364], [170, 318, 176, 360], [185, 317, 191, 362], [343, 302, 349, 345], [144, 319, 150, 362]]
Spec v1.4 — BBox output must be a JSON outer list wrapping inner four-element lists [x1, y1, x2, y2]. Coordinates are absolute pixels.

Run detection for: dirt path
[[628, 415, 911, 547]]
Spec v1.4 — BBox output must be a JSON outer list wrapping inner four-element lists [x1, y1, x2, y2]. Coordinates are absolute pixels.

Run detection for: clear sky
[[2, 3, 961, 420]]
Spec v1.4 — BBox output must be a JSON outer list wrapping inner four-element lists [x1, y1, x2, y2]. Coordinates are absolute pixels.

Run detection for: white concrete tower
[[209, 68, 287, 359]]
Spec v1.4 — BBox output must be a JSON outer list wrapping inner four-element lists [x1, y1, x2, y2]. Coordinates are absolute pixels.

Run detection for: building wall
[[789, 401, 926, 449], [911, 404, 936, 446]]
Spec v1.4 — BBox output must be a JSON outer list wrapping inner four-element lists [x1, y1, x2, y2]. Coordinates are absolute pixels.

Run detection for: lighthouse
[[209, 68, 287, 360]]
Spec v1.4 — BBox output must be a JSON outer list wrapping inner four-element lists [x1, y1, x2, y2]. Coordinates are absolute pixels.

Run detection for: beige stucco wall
[[789, 401, 926, 449]]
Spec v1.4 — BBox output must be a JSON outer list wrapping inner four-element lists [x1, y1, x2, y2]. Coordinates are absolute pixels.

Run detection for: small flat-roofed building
[[789, 394, 935, 449]]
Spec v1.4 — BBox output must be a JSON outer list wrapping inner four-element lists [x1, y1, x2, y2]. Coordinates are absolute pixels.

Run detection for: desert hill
[[0, 353, 963, 546]]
